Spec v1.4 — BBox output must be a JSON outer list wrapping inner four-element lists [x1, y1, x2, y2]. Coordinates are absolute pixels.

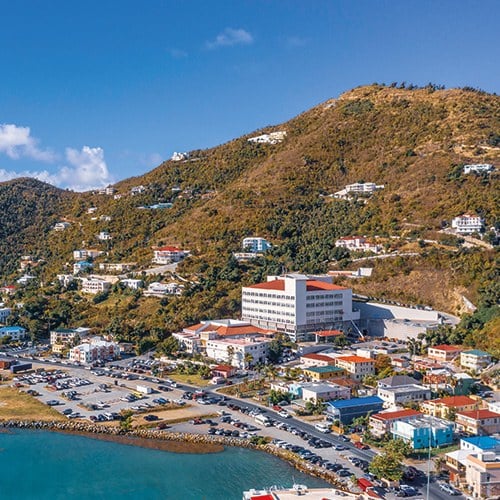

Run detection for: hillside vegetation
[[0, 84, 498, 347]]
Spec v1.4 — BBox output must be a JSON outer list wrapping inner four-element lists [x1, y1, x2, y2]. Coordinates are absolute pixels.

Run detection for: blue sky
[[0, 0, 498, 190]]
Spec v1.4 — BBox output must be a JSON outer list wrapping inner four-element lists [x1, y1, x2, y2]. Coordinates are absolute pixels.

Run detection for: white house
[[53, 222, 71, 231], [171, 152, 189, 161], [120, 279, 143, 290], [247, 131, 286, 144], [301, 382, 351, 404], [152, 246, 190, 264], [241, 274, 360, 342], [130, 185, 146, 195], [335, 236, 382, 254], [144, 282, 184, 297], [73, 261, 93, 274], [97, 231, 112, 241], [98, 262, 136, 273], [57, 274, 75, 287], [463, 163, 494, 174], [334, 182, 384, 199], [80, 277, 112, 294], [451, 214, 484, 234], [242, 237, 272, 253], [205, 337, 270, 369], [460, 349, 492, 373]]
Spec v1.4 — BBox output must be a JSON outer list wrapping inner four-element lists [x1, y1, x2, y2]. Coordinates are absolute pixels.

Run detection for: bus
[[255, 414, 271, 427]]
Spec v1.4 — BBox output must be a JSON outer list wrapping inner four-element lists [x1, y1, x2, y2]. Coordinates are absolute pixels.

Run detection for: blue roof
[[463, 349, 490, 357], [461, 436, 499, 450], [0, 326, 26, 332], [327, 396, 383, 409]]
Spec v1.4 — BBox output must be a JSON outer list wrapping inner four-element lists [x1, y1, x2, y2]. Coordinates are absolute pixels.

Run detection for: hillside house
[[73, 249, 103, 261], [152, 246, 190, 264], [301, 382, 351, 404], [451, 214, 484, 234], [120, 279, 143, 290], [300, 353, 337, 368], [97, 231, 112, 241], [335, 236, 382, 254], [303, 365, 346, 381], [428, 344, 463, 362], [377, 384, 431, 409], [53, 222, 71, 231], [242, 237, 272, 253], [73, 261, 93, 275], [205, 337, 270, 369], [334, 355, 375, 381], [463, 163, 494, 174], [460, 349, 492, 373], [80, 277, 112, 294], [144, 282, 184, 297], [247, 131, 286, 144]]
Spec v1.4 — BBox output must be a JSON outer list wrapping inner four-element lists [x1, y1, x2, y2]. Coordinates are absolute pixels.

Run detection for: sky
[[0, 0, 499, 191]]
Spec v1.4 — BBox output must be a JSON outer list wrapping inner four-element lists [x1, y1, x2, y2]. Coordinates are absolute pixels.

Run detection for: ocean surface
[[0, 430, 329, 499]]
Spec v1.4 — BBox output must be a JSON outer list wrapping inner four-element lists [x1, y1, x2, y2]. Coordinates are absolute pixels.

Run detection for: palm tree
[[226, 346, 235, 367], [244, 352, 253, 369]]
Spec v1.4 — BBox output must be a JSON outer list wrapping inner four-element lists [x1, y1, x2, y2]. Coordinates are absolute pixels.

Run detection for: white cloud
[[58, 146, 113, 191], [0, 145, 113, 192], [205, 28, 254, 49], [0, 123, 56, 162]]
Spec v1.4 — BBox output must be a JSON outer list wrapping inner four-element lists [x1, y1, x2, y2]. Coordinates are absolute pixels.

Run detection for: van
[[314, 422, 331, 433], [255, 414, 271, 426]]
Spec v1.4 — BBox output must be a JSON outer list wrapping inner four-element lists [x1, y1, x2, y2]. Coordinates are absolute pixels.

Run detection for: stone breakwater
[[0, 420, 350, 490]]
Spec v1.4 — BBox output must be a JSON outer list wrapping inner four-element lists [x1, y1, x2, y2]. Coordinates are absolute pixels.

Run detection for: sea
[[0, 430, 329, 499]]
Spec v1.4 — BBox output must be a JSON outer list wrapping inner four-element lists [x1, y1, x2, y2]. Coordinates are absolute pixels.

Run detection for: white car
[[439, 483, 460, 496], [278, 410, 291, 418]]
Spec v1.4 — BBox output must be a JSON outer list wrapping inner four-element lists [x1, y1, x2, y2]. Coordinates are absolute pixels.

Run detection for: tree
[[384, 438, 412, 458], [267, 339, 283, 363], [159, 336, 179, 357], [244, 352, 253, 369], [375, 354, 393, 375], [369, 450, 405, 481], [227, 346, 235, 366]]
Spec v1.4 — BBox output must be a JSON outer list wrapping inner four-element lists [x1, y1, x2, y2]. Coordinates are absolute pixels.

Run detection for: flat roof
[[327, 396, 383, 409], [304, 366, 344, 374], [461, 436, 500, 450]]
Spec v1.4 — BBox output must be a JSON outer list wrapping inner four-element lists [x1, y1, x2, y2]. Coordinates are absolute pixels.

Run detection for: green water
[[0, 430, 329, 499]]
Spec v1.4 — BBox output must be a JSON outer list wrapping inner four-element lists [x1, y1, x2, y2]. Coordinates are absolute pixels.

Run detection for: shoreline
[[0, 419, 349, 489]]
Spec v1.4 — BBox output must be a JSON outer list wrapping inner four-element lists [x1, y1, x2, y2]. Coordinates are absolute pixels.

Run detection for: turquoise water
[[0, 430, 328, 499]]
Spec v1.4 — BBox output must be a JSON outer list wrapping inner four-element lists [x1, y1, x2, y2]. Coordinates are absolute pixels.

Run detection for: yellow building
[[303, 365, 345, 381]]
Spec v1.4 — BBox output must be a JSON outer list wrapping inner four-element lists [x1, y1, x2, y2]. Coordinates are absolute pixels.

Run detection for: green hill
[[0, 84, 498, 345]]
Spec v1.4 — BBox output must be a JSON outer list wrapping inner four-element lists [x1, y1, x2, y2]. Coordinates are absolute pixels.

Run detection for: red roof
[[372, 409, 422, 421], [430, 344, 462, 352], [315, 330, 343, 337], [156, 246, 182, 252], [249, 495, 274, 500], [215, 325, 270, 336], [306, 280, 346, 291], [213, 365, 234, 373], [246, 278, 346, 292], [247, 280, 286, 291], [457, 409, 500, 420], [301, 353, 336, 363], [337, 355, 374, 364], [430, 395, 478, 407]]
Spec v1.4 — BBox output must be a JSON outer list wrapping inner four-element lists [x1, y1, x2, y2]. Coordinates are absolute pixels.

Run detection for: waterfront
[[0, 430, 329, 499]]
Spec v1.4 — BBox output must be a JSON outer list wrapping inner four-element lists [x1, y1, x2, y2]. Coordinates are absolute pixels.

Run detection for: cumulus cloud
[[0, 145, 113, 192], [58, 146, 113, 191], [0, 123, 56, 162], [205, 28, 254, 49]]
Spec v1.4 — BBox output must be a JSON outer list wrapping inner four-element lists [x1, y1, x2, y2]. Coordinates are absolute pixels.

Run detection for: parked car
[[354, 441, 369, 450], [439, 483, 460, 496]]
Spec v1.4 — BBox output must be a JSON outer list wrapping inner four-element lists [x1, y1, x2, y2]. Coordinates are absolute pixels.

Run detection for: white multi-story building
[[205, 337, 270, 369], [451, 214, 484, 234], [335, 355, 375, 381], [98, 263, 136, 273], [463, 163, 494, 174], [377, 384, 431, 408], [69, 338, 119, 365], [53, 222, 71, 231], [460, 349, 492, 373], [335, 236, 382, 254], [242, 237, 272, 253], [73, 249, 103, 261], [152, 246, 189, 264], [80, 277, 112, 294], [247, 131, 286, 144], [241, 274, 360, 342], [50, 327, 91, 346]]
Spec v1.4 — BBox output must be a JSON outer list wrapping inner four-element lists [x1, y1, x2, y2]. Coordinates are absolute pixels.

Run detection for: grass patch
[[0, 386, 65, 422], [410, 443, 459, 459], [169, 373, 211, 387]]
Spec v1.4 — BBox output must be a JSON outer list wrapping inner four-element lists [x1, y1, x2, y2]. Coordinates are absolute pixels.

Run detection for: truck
[[136, 384, 152, 394]]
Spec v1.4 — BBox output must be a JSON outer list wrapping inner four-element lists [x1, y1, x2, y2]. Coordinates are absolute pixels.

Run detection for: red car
[[354, 442, 369, 450], [273, 405, 282, 411]]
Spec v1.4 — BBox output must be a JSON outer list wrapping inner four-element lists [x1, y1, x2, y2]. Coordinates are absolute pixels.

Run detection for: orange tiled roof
[[337, 355, 374, 364], [306, 280, 346, 291], [457, 409, 499, 420], [430, 395, 478, 407], [430, 344, 463, 352], [315, 330, 343, 337], [215, 325, 270, 336]]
